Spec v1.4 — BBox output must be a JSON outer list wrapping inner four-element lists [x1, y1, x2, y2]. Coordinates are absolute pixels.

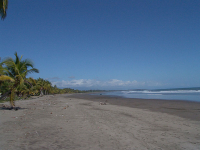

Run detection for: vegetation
[[0, 52, 39, 107], [0, 52, 103, 106], [0, 0, 8, 20]]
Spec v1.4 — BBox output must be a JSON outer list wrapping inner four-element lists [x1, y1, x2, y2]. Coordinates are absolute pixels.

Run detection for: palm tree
[[0, 52, 39, 107], [0, 63, 14, 97], [36, 78, 45, 96], [0, 0, 8, 20], [16, 84, 27, 98], [25, 77, 38, 96], [0, 65, 14, 82], [36, 78, 52, 96]]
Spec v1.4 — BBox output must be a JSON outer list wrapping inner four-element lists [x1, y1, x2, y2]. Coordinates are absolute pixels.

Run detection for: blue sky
[[1, 0, 200, 90]]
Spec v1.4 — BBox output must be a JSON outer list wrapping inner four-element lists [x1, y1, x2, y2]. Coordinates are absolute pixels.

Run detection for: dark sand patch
[[67, 93, 200, 121]]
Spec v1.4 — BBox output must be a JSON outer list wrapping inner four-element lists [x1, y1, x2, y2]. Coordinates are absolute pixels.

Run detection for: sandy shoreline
[[68, 93, 200, 121], [0, 94, 200, 150]]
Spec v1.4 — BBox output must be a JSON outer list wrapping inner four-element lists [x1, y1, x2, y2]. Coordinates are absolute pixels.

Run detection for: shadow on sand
[[0, 104, 27, 111]]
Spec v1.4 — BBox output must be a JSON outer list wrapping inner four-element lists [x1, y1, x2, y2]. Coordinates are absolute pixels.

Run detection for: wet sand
[[68, 93, 200, 121], [0, 94, 200, 150]]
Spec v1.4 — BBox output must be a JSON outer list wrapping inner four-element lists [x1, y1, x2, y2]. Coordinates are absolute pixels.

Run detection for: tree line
[[0, 52, 95, 107]]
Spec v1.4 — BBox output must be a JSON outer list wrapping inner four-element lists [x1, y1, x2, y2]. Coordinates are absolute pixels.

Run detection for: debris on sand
[[99, 100, 108, 105]]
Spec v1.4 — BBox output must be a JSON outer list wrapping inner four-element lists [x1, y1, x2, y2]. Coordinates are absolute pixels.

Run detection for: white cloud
[[51, 79, 162, 89]]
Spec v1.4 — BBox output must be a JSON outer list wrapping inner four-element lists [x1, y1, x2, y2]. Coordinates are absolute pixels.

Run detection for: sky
[[1, 0, 200, 90]]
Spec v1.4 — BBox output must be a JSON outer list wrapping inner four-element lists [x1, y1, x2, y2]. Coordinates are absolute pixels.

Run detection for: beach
[[0, 94, 200, 150]]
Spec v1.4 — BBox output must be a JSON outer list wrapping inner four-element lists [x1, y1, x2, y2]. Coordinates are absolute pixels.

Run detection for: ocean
[[100, 88, 200, 102]]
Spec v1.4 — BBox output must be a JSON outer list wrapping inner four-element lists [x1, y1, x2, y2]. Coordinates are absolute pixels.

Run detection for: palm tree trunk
[[10, 89, 15, 107], [40, 89, 43, 96]]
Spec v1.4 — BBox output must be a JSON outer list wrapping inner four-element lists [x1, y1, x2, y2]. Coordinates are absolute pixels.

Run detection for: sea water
[[101, 88, 200, 102]]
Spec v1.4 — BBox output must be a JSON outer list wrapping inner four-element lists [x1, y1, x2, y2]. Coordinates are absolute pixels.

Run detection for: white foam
[[124, 90, 200, 94]]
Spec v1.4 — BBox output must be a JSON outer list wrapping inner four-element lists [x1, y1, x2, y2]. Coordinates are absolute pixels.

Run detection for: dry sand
[[0, 94, 200, 150]]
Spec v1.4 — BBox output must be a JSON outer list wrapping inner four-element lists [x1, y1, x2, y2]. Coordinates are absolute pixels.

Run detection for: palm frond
[[0, 75, 14, 82], [0, 65, 5, 74], [23, 59, 34, 68], [27, 77, 36, 85], [24, 80, 33, 87], [26, 68, 39, 75], [0, 0, 8, 20]]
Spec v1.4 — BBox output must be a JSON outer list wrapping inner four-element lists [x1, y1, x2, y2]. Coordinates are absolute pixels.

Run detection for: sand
[[0, 94, 200, 150]]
